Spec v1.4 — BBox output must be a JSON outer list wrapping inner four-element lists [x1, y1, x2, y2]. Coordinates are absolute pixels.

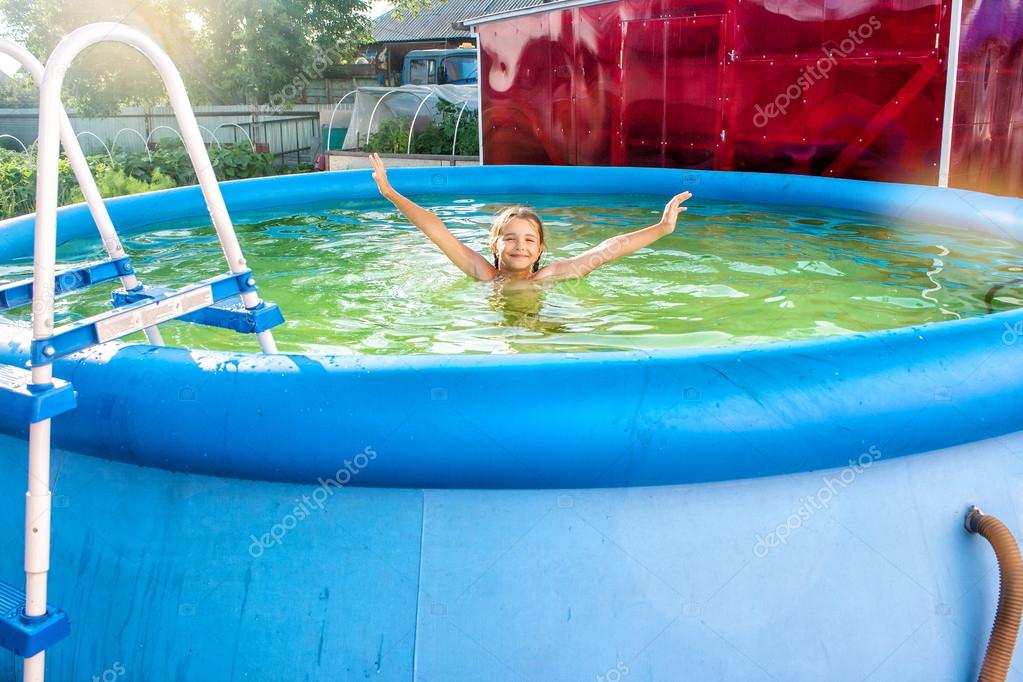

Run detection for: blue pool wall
[[1, 431, 1022, 680], [0, 310, 1021, 489], [0, 166, 1021, 488]]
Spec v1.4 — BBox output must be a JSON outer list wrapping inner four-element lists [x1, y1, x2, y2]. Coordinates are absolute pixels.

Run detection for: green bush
[[209, 142, 275, 181], [113, 139, 274, 186], [365, 100, 479, 156], [411, 100, 480, 156], [68, 167, 176, 204], [0, 148, 79, 221], [364, 116, 413, 154]]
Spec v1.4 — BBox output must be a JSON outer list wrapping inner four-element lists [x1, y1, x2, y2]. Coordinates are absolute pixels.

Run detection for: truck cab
[[401, 48, 478, 85]]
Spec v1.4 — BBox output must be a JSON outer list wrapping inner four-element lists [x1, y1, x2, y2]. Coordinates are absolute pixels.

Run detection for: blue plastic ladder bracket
[[29, 271, 267, 365], [112, 288, 285, 335], [114, 290, 286, 337], [0, 364, 76, 423], [0, 579, 70, 658], [189, 298, 285, 334], [0, 257, 134, 312]]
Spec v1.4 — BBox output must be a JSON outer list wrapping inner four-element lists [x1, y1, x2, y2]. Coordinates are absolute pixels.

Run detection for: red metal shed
[[466, 0, 1022, 196]]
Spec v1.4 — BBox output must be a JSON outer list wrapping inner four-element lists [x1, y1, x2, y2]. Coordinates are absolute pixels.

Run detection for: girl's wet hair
[[488, 206, 545, 272]]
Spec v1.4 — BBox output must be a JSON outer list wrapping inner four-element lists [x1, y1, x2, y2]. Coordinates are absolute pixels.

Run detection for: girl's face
[[493, 217, 544, 274]]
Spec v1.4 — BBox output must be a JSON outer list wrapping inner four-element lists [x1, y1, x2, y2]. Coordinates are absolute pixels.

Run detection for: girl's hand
[[369, 153, 394, 198], [660, 191, 692, 233]]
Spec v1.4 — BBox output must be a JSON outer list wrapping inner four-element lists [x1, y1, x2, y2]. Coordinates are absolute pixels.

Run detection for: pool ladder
[[0, 24, 284, 682]]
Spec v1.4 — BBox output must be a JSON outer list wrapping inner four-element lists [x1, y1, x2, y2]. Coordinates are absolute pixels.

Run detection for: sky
[[372, 1, 395, 18], [0, 3, 396, 79], [0, 53, 16, 77]]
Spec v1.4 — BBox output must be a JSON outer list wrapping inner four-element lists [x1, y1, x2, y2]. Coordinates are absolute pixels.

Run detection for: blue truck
[[401, 48, 478, 85]]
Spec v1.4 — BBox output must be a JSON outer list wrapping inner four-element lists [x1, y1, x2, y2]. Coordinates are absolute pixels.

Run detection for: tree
[[384, 0, 453, 21], [0, 0, 199, 115], [192, 0, 371, 110], [0, 0, 372, 113], [0, 71, 39, 108]]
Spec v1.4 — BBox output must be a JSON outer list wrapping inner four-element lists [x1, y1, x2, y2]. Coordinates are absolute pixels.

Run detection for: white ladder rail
[[35, 22, 279, 355], [21, 22, 279, 682], [0, 40, 164, 345]]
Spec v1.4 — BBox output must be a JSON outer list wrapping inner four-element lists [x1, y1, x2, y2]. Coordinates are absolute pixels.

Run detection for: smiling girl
[[368, 153, 691, 282]]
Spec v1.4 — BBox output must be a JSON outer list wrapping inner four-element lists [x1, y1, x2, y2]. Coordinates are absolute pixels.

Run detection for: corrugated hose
[[965, 505, 1023, 682]]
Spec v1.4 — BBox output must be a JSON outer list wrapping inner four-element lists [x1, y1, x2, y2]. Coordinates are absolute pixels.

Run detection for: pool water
[[2, 194, 1022, 355]]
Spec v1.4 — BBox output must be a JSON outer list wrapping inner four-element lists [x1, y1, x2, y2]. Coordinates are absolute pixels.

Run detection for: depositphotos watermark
[[595, 661, 630, 682], [248, 446, 377, 557], [91, 662, 126, 682], [752, 445, 882, 558], [1004, 320, 1022, 345], [753, 16, 881, 128]]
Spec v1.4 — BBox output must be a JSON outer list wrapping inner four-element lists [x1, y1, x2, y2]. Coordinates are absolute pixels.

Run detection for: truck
[[401, 48, 478, 86]]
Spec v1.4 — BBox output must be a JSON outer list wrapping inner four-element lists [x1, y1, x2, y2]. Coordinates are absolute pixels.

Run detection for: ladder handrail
[[19, 24, 280, 681], [0, 39, 164, 345], [34, 23, 279, 358]]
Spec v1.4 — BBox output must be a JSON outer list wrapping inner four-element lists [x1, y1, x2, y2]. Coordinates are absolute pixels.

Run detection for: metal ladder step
[[112, 286, 285, 335], [0, 579, 70, 658], [0, 257, 134, 312], [0, 364, 76, 423], [30, 270, 284, 365]]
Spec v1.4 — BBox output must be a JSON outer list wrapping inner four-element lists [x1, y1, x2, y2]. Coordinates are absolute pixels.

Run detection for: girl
[[368, 153, 691, 282]]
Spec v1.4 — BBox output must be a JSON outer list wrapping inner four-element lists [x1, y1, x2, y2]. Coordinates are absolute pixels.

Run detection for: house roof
[[462, 0, 616, 26], [372, 0, 548, 43]]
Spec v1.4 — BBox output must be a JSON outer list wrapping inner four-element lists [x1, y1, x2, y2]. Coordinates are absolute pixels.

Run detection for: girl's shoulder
[[531, 260, 574, 282]]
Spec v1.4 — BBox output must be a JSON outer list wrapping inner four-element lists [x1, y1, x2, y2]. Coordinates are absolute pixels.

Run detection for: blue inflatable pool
[[1, 166, 1022, 680]]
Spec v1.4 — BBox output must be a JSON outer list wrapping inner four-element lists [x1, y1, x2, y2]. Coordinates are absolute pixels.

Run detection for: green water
[[2, 194, 1022, 355]]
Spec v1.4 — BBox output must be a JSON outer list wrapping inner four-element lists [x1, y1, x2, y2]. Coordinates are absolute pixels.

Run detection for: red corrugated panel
[[479, 0, 984, 190], [951, 0, 1023, 196]]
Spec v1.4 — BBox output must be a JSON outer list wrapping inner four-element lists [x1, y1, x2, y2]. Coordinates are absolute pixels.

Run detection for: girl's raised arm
[[369, 154, 496, 280], [534, 192, 692, 281]]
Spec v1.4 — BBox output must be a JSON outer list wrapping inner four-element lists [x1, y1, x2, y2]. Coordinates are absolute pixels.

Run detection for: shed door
[[620, 16, 725, 168]]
